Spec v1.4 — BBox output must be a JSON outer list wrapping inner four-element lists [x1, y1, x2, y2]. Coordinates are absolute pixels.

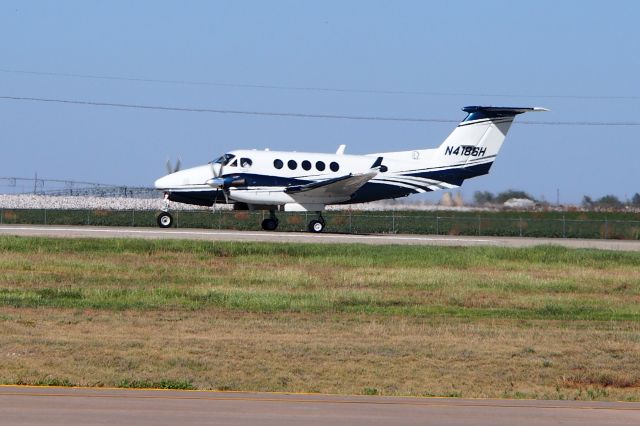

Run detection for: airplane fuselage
[[154, 106, 546, 231]]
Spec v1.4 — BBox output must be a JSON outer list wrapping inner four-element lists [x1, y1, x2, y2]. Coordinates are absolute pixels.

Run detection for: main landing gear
[[307, 214, 325, 233], [261, 210, 279, 231], [261, 211, 326, 233]]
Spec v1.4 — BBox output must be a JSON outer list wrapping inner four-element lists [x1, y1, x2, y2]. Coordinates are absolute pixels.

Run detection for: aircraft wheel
[[261, 218, 279, 231], [308, 219, 324, 233], [157, 212, 173, 228]]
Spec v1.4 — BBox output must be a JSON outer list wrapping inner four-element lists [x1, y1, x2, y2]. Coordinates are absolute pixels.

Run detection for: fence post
[[392, 210, 396, 234], [87, 210, 90, 225], [478, 215, 481, 236], [519, 217, 523, 237], [562, 214, 566, 238], [0, 208, 3, 224], [349, 209, 353, 233], [44, 208, 47, 225], [436, 216, 439, 235], [132, 210, 135, 227], [604, 216, 608, 239]]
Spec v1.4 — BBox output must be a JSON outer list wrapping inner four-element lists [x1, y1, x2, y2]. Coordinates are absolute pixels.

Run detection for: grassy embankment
[[1, 236, 639, 400]]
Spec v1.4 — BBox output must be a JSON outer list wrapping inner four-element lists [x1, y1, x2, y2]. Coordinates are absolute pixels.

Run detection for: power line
[[1, 95, 640, 126], [1, 67, 639, 100]]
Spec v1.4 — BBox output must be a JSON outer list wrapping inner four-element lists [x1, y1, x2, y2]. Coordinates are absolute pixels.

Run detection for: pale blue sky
[[1, 0, 638, 203]]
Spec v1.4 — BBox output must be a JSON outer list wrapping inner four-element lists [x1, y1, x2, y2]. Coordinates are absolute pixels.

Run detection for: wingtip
[[533, 107, 550, 112]]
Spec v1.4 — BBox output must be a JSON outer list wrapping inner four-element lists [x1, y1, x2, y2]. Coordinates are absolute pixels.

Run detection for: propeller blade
[[165, 157, 182, 174]]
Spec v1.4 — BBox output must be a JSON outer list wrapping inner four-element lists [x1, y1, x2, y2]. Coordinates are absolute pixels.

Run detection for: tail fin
[[433, 106, 546, 172]]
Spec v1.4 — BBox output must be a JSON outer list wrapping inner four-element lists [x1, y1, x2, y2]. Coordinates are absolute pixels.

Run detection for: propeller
[[207, 157, 227, 202], [210, 160, 223, 178], [206, 155, 245, 204], [165, 157, 182, 174], [206, 174, 245, 205]]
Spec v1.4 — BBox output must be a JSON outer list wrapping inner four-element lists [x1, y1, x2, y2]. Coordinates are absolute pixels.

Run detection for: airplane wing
[[285, 171, 378, 199]]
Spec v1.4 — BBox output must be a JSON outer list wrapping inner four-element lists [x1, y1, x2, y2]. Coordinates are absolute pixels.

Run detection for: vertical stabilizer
[[432, 106, 546, 170]]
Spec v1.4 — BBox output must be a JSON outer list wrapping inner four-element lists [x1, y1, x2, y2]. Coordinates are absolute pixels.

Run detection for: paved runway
[[1, 386, 639, 426], [1, 224, 640, 250]]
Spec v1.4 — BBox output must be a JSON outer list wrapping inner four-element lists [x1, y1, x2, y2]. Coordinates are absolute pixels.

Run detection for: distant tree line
[[473, 189, 537, 206], [473, 190, 640, 209], [582, 193, 640, 209]]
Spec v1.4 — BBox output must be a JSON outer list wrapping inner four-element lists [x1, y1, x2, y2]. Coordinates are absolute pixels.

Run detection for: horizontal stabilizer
[[462, 106, 548, 122]]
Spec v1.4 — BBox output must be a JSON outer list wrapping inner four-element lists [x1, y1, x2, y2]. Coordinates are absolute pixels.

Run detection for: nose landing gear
[[157, 211, 174, 228], [157, 192, 174, 228]]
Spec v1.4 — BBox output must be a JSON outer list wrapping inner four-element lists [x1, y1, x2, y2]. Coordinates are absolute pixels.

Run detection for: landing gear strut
[[261, 209, 279, 231], [307, 213, 325, 233]]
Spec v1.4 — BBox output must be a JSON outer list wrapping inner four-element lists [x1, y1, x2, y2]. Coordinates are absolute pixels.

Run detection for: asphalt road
[[1, 224, 640, 250], [1, 386, 639, 426]]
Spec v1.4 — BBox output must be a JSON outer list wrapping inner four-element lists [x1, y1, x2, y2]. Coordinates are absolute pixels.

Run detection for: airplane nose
[[153, 165, 212, 190], [154, 175, 171, 190]]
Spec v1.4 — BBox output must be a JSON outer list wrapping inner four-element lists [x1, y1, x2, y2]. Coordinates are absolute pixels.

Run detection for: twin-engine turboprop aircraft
[[154, 106, 546, 232]]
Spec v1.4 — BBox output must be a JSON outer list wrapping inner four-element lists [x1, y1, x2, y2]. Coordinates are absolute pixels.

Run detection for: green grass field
[[1, 236, 639, 400]]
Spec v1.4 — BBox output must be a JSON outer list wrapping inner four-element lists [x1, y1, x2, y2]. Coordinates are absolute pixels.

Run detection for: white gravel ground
[[0, 194, 491, 212]]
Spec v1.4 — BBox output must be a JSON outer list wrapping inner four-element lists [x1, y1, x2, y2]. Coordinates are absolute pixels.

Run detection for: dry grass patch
[[1, 308, 640, 400]]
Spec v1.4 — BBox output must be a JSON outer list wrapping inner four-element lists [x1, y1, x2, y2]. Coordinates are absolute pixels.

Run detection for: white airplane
[[154, 106, 546, 232]]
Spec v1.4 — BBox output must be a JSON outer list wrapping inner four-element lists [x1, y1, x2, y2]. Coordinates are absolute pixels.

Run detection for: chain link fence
[[2, 208, 640, 240]]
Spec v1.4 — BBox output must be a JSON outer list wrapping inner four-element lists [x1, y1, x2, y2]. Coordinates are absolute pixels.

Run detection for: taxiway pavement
[[1, 386, 639, 426]]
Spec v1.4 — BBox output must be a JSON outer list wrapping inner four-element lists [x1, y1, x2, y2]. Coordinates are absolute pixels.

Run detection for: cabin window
[[315, 161, 325, 171], [240, 158, 253, 168], [274, 159, 283, 169], [330, 162, 339, 172], [288, 160, 298, 170], [301, 160, 311, 171]]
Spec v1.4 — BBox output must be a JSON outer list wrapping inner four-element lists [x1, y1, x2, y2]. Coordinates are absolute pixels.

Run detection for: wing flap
[[285, 171, 377, 199]]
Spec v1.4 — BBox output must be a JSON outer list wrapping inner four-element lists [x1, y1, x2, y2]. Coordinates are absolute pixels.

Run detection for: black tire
[[157, 212, 173, 228], [308, 219, 324, 233], [261, 218, 278, 231]]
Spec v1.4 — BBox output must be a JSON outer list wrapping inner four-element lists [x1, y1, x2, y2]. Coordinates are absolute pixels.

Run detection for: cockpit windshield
[[210, 154, 235, 165]]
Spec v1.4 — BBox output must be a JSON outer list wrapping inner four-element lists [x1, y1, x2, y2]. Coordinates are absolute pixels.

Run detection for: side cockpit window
[[212, 153, 235, 166]]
